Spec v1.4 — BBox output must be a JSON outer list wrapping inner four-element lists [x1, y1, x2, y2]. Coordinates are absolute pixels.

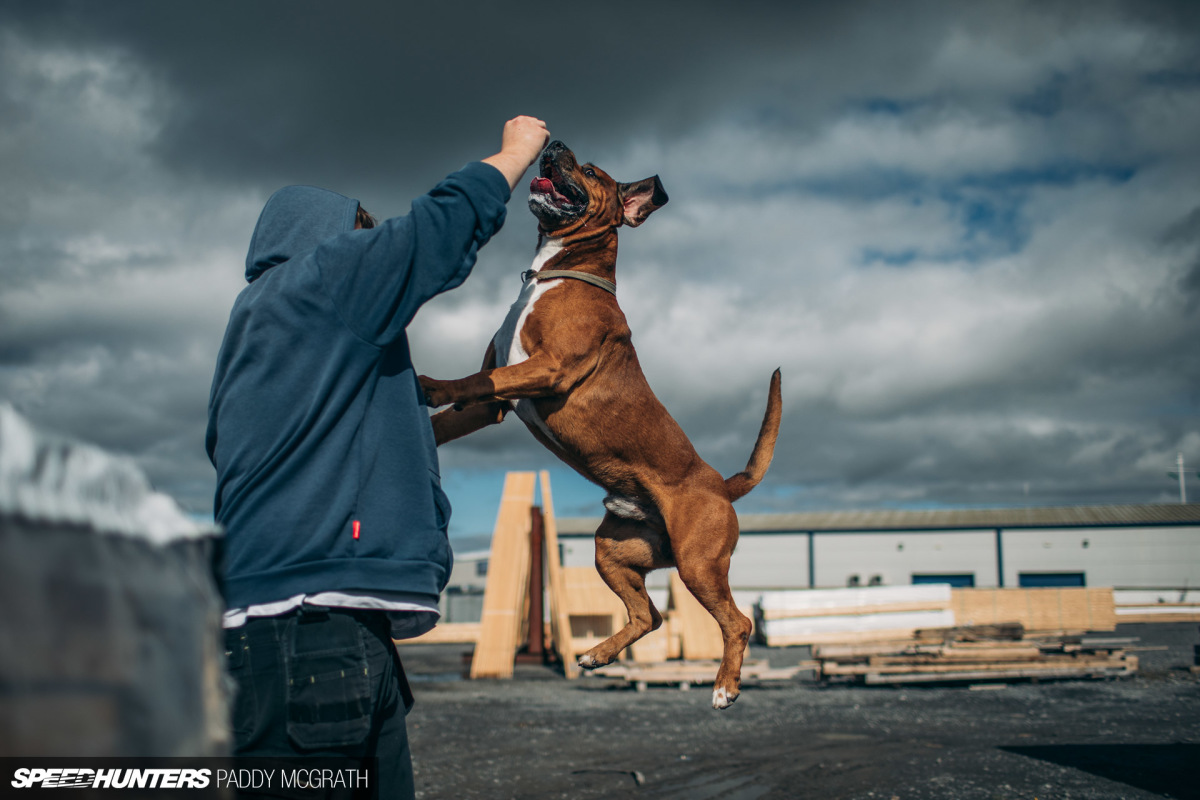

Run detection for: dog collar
[[522, 269, 616, 295]]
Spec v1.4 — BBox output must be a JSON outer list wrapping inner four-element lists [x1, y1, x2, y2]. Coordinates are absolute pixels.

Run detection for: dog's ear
[[618, 176, 669, 227]]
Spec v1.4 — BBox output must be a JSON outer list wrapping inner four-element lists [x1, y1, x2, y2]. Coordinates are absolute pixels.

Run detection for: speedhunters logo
[[2, 760, 375, 796], [11, 768, 212, 789]]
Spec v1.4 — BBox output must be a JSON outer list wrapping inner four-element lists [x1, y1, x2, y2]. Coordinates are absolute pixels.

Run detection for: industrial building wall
[[728, 533, 812, 588], [559, 536, 594, 575], [1002, 526, 1200, 588], [555, 525, 1200, 592], [560, 532, 818, 582], [813, 529, 997, 588]]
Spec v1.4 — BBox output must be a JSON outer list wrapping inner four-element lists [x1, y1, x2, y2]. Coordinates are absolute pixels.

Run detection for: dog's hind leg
[[668, 497, 753, 710], [577, 513, 673, 670]]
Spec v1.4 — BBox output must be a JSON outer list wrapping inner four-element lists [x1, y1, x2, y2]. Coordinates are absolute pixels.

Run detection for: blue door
[[911, 574, 976, 587], [1018, 572, 1085, 587]]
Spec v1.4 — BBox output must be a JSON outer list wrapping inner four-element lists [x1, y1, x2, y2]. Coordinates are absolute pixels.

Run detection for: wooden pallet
[[591, 659, 815, 690]]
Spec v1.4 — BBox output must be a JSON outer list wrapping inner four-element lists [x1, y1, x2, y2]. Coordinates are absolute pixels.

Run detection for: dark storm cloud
[[1, 1, 843, 192], [1, 0, 1198, 524]]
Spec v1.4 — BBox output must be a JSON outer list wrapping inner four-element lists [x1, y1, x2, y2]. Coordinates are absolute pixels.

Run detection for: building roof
[[556, 502, 1200, 535]]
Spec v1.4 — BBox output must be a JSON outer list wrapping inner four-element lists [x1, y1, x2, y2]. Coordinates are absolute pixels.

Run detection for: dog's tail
[[725, 368, 782, 502]]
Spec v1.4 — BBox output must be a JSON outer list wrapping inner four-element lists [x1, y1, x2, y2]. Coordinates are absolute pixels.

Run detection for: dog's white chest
[[493, 282, 556, 369], [493, 239, 563, 369], [493, 240, 565, 444]]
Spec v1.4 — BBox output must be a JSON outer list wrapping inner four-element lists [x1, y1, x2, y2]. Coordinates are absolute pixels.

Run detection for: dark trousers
[[224, 608, 415, 799]]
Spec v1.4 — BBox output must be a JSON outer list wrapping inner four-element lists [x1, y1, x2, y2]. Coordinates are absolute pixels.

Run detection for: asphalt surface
[[399, 623, 1200, 800]]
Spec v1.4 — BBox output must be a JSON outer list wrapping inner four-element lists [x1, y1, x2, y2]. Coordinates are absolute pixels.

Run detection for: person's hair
[[356, 205, 378, 230]]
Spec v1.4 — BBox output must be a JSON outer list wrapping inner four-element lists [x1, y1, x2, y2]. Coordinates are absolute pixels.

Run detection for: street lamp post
[[1166, 452, 1189, 504]]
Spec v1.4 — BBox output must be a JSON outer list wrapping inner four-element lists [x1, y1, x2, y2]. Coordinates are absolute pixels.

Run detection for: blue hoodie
[[206, 162, 510, 609]]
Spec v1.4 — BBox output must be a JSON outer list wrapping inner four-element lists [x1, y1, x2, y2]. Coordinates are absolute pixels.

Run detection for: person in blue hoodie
[[207, 116, 549, 796]]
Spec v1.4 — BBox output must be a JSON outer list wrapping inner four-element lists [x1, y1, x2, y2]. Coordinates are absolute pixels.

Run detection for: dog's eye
[[584, 168, 596, 178]]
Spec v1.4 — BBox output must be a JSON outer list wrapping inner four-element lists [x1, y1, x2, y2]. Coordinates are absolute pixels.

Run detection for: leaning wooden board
[[469, 472, 536, 679], [539, 471, 581, 677]]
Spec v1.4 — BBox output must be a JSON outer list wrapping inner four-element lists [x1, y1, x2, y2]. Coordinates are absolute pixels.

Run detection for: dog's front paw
[[577, 653, 603, 670], [418, 375, 452, 408]]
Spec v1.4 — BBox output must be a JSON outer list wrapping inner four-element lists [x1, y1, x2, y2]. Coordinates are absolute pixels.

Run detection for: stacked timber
[[953, 587, 1116, 632], [757, 586, 1120, 647], [756, 585, 955, 646], [1113, 588, 1200, 623], [815, 626, 1137, 685]]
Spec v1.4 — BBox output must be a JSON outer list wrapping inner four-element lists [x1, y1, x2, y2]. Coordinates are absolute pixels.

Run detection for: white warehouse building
[[552, 503, 1200, 600]]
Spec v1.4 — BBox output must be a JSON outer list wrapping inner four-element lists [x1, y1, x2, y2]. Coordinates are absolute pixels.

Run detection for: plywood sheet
[[669, 573, 725, 661], [952, 588, 1116, 633], [539, 471, 580, 678], [469, 472, 536, 679], [628, 617, 682, 663], [397, 622, 480, 645], [563, 565, 627, 663]]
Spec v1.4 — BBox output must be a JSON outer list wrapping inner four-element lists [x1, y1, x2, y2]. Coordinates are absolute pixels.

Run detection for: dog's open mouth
[[529, 161, 586, 213], [529, 175, 570, 205]]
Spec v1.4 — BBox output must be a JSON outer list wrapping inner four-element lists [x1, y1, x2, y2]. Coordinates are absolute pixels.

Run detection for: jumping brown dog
[[420, 141, 782, 709]]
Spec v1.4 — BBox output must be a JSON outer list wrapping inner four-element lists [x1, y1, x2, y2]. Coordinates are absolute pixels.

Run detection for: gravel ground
[[398, 624, 1200, 800]]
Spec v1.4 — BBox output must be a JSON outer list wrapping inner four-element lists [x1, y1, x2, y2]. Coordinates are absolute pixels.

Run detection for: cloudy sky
[[1, 1, 1198, 539]]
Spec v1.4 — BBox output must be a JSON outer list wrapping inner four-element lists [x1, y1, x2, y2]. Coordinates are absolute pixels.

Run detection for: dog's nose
[[544, 140, 568, 155]]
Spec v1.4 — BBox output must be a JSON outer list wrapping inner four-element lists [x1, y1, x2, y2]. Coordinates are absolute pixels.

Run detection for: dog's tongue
[[531, 176, 554, 193]]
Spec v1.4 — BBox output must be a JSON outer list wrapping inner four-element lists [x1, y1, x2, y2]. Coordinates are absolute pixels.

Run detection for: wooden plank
[[767, 627, 941, 647], [628, 621, 672, 663], [760, 600, 952, 621], [868, 646, 1044, 664], [1114, 612, 1200, 623], [626, 611, 685, 664], [397, 622, 480, 645], [469, 472, 536, 679], [940, 623, 1025, 641], [862, 661, 1135, 685], [1078, 637, 1139, 647], [813, 640, 929, 659], [563, 565, 627, 662], [564, 566, 626, 618], [669, 572, 725, 661], [538, 471, 580, 678], [1088, 589, 1117, 630], [839, 655, 1129, 675], [1029, 589, 1066, 631], [830, 654, 1131, 676], [759, 585, 952, 619]]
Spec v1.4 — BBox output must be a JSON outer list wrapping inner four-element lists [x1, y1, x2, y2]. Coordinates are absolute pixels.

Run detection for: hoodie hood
[[245, 185, 360, 283]]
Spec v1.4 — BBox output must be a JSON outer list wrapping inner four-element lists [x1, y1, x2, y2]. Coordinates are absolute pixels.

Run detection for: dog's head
[[528, 141, 668, 237]]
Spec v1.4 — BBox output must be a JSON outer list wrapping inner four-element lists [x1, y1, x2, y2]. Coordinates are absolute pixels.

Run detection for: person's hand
[[483, 116, 550, 191], [499, 116, 550, 168]]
